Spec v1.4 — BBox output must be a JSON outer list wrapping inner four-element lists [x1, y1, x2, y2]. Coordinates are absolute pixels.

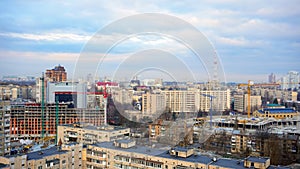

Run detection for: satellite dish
[[212, 157, 217, 162]]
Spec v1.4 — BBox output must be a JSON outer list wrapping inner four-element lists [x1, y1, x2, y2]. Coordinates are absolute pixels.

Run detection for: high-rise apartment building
[[234, 94, 262, 113], [45, 65, 67, 82], [268, 73, 276, 83], [0, 103, 10, 156], [142, 92, 166, 114], [281, 71, 299, 90], [161, 89, 230, 113]]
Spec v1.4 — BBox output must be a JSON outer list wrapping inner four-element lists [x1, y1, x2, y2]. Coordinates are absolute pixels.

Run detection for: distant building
[[281, 71, 299, 90], [268, 73, 276, 83], [46, 81, 87, 108], [234, 94, 262, 113], [45, 65, 67, 82], [35, 77, 47, 103], [142, 92, 166, 114], [162, 89, 231, 113]]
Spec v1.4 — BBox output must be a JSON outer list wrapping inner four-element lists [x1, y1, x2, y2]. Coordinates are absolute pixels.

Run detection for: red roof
[[96, 82, 118, 86]]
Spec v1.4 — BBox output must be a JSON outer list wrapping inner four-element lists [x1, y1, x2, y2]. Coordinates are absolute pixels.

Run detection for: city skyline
[[0, 1, 300, 83]]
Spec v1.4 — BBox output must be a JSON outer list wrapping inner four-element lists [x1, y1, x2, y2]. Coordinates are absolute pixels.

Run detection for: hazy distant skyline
[[0, 1, 299, 83]]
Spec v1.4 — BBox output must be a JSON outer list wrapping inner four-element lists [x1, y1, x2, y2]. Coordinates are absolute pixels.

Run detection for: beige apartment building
[[142, 92, 166, 114], [83, 139, 271, 169], [57, 123, 130, 145], [0, 143, 82, 169]]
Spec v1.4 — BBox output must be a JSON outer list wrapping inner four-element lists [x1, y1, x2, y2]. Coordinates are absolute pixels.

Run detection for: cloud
[[0, 0, 299, 80], [0, 50, 78, 61], [0, 32, 91, 42], [215, 36, 267, 47]]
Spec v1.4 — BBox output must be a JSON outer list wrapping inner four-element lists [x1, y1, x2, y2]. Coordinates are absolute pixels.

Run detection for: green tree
[[273, 98, 278, 104]]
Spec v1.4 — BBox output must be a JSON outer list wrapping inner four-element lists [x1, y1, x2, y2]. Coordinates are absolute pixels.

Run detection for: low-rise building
[[57, 123, 130, 145], [253, 108, 298, 119], [244, 156, 270, 169]]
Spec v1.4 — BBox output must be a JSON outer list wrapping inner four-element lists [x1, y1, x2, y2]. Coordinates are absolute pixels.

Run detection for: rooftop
[[93, 140, 213, 164], [61, 123, 129, 132], [115, 139, 134, 144], [258, 108, 297, 114], [267, 104, 284, 107], [93, 141, 165, 156], [27, 146, 68, 161], [245, 156, 269, 163], [210, 158, 244, 169], [157, 151, 212, 164]]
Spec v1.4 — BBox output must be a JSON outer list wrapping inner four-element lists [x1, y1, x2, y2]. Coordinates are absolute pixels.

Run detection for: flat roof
[[258, 108, 297, 114], [61, 123, 129, 132], [268, 165, 291, 169], [115, 139, 134, 144], [246, 156, 269, 163], [93, 141, 165, 156], [210, 158, 244, 169], [27, 146, 68, 161], [93, 141, 212, 165], [157, 151, 212, 164]]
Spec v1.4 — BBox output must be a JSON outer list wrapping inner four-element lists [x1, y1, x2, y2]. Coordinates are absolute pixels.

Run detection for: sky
[[0, 0, 299, 83]]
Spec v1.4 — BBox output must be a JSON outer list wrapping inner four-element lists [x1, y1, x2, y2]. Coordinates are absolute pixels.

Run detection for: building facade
[[46, 81, 87, 108], [45, 65, 67, 82], [234, 94, 262, 113], [10, 103, 105, 141], [0, 104, 10, 156], [57, 123, 130, 145], [0, 143, 82, 169]]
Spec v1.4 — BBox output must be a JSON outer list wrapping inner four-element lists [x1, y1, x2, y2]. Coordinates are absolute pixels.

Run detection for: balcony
[[68, 134, 78, 138]]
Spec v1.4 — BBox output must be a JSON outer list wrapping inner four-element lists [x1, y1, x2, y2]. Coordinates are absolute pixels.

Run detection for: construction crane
[[201, 94, 216, 129], [103, 85, 108, 125], [238, 80, 280, 118]]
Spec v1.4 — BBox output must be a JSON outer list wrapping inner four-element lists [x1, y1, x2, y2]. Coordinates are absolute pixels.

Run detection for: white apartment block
[[141, 89, 231, 114], [234, 94, 262, 113]]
